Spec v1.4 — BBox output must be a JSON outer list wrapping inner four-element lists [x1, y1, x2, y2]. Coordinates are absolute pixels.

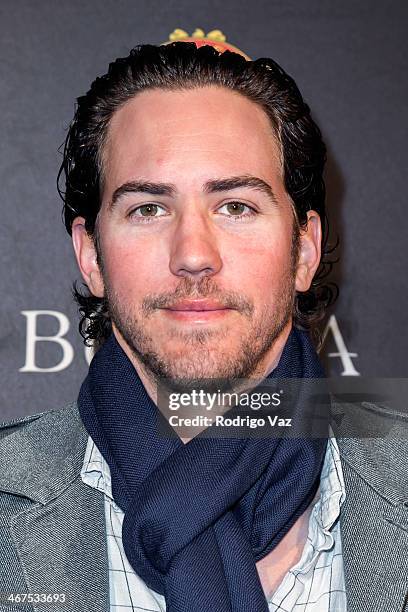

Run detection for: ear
[[295, 210, 322, 292], [71, 217, 105, 297]]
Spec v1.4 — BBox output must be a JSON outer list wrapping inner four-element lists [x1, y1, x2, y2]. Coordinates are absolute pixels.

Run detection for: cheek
[[101, 235, 163, 298], [224, 232, 293, 294]]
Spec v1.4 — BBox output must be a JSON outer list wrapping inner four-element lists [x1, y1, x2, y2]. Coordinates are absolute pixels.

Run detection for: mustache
[[141, 277, 254, 317]]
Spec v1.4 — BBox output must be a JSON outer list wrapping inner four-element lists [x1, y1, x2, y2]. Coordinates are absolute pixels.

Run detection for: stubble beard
[[97, 229, 299, 393]]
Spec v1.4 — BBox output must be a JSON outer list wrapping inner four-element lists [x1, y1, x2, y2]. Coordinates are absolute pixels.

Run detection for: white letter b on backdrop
[[19, 310, 74, 372]]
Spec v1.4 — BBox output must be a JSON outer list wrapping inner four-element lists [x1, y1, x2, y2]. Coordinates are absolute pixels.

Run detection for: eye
[[217, 201, 257, 219], [128, 203, 167, 219]]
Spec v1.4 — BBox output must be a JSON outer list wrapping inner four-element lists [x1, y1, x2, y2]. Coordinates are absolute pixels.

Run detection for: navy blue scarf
[[78, 327, 327, 612]]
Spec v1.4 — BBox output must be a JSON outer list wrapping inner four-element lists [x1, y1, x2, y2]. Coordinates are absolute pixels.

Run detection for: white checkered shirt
[[81, 435, 347, 612]]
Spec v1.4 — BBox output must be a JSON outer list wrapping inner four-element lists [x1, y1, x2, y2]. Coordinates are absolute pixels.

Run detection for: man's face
[[81, 86, 316, 386]]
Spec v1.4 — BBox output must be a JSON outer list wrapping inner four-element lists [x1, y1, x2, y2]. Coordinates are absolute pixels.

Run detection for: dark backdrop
[[1, 0, 407, 420]]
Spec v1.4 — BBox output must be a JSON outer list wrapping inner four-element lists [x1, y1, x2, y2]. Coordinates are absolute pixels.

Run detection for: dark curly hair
[[58, 42, 338, 349]]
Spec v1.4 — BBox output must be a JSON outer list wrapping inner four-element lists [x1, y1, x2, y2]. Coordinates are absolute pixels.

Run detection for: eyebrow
[[107, 175, 279, 211]]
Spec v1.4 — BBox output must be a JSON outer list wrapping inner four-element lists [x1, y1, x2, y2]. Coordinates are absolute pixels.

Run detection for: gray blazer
[[0, 400, 407, 612]]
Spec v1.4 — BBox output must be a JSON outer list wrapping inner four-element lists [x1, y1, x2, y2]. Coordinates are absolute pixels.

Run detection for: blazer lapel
[[0, 402, 109, 612], [332, 399, 408, 612], [10, 479, 109, 612]]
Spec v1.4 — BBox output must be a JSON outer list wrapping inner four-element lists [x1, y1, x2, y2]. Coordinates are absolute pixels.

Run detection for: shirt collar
[[316, 431, 346, 531], [81, 435, 114, 501]]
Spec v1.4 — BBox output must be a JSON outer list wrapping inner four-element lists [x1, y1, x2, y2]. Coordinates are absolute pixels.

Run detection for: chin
[[140, 345, 235, 388], [161, 351, 222, 377]]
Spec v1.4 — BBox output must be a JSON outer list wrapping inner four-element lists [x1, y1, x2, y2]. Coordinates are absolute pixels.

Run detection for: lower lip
[[162, 308, 233, 322]]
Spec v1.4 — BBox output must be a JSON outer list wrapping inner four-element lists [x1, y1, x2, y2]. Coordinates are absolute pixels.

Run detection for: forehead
[[102, 86, 282, 192]]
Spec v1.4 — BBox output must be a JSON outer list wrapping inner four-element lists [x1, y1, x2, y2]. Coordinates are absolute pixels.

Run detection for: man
[[0, 42, 407, 612]]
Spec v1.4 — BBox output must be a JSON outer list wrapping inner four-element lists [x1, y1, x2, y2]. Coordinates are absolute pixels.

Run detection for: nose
[[169, 211, 222, 280]]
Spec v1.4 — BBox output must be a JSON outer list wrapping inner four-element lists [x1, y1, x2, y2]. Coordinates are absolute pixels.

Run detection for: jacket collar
[[0, 401, 88, 503], [331, 398, 408, 506]]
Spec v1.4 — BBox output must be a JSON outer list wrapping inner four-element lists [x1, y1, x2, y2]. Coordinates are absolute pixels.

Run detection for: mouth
[[161, 299, 234, 322]]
